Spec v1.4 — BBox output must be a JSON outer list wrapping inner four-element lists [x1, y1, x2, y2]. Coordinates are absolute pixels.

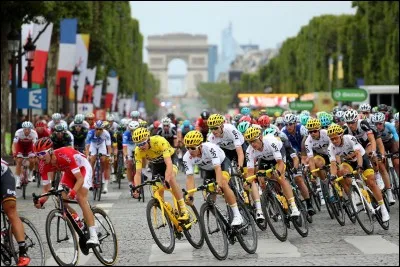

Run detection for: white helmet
[[371, 112, 385, 123], [394, 112, 399, 122], [130, 111, 140, 119], [52, 113, 61, 121], [343, 109, 359, 123], [22, 121, 33, 129], [106, 114, 114, 121], [161, 117, 171, 125], [283, 114, 296, 124], [275, 117, 284, 125], [335, 110, 345, 119], [128, 121, 140, 131], [359, 103, 371, 112]]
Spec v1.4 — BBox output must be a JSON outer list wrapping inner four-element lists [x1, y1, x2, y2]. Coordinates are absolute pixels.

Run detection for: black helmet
[[378, 104, 388, 112], [167, 113, 175, 120], [200, 110, 210, 120]]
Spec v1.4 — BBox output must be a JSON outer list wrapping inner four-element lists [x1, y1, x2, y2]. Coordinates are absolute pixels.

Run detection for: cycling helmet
[[128, 121, 140, 131], [161, 117, 171, 126], [139, 120, 147, 128], [241, 107, 251, 116], [359, 103, 371, 112], [54, 124, 65, 133], [244, 127, 261, 142], [283, 114, 296, 124], [371, 106, 379, 113], [334, 111, 345, 123], [132, 128, 150, 143], [52, 113, 61, 121], [106, 114, 114, 121], [300, 110, 311, 117], [377, 104, 388, 112], [371, 112, 386, 123], [299, 113, 310, 126], [343, 109, 359, 123], [258, 115, 271, 127], [33, 137, 53, 152], [102, 121, 110, 130], [327, 124, 344, 136], [263, 127, 278, 137], [153, 120, 161, 128], [85, 112, 95, 119], [207, 114, 225, 127], [183, 130, 203, 147], [239, 115, 252, 123], [319, 114, 332, 128], [167, 113, 175, 120], [341, 105, 350, 112], [394, 112, 399, 122], [237, 121, 251, 134], [275, 117, 284, 125], [94, 120, 104, 129], [183, 120, 191, 127], [130, 110, 140, 118], [74, 115, 84, 125], [118, 124, 126, 132], [35, 121, 47, 128], [305, 118, 321, 130], [21, 121, 33, 129], [200, 110, 210, 120], [233, 114, 244, 122], [259, 109, 267, 116]]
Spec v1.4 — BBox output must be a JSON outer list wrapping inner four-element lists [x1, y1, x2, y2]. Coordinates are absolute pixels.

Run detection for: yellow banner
[[337, 56, 344, 80]]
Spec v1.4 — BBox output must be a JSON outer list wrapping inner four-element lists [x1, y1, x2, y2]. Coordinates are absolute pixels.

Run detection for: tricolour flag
[[69, 34, 90, 101]]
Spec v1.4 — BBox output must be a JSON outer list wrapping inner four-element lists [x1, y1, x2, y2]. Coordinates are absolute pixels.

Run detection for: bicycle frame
[[1, 210, 18, 265]]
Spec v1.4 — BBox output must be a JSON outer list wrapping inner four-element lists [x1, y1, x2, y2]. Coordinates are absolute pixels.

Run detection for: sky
[[129, 1, 356, 94]]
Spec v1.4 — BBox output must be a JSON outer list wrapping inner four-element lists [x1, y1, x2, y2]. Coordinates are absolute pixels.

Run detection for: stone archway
[[147, 33, 209, 98]]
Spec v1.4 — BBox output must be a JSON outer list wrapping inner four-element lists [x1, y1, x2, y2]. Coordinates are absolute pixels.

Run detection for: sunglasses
[[137, 140, 148, 147], [96, 128, 103, 131], [286, 123, 295, 126], [362, 112, 370, 115], [209, 127, 220, 131], [309, 130, 319, 134], [187, 145, 200, 151], [75, 124, 82, 127], [347, 121, 357, 125], [375, 122, 384, 126], [36, 149, 50, 157]]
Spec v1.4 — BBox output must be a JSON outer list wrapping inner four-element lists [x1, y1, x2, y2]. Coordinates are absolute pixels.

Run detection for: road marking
[[46, 246, 94, 266], [257, 238, 301, 258], [148, 242, 193, 262], [344, 235, 399, 254], [95, 203, 114, 208]]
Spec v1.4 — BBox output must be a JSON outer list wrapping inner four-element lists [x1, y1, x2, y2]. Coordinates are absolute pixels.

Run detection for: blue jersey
[[122, 130, 135, 146], [85, 129, 111, 147], [282, 124, 305, 153], [379, 122, 399, 143]]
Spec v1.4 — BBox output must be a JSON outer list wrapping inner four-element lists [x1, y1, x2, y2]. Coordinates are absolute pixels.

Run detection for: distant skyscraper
[[240, 44, 259, 53], [208, 45, 218, 82]]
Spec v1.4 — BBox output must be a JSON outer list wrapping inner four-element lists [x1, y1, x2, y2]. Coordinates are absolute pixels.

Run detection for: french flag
[[56, 18, 77, 97]]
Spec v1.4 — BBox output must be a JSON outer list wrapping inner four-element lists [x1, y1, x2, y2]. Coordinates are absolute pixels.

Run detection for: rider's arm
[[275, 159, 285, 180], [235, 146, 244, 168], [133, 149, 143, 186], [328, 143, 338, 176], [163, 156, 174, 182]]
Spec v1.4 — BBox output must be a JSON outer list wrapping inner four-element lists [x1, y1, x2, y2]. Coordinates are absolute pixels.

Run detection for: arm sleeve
[[304, 136, 314, 158], [208, 147, 222, 166], [160, 138, 173, 158], [182, 153, 194, 175], [246, 146, 255, 169], [269, 140, 283, 161], [231, 128, 242, 147], [328, 143, 336, 162], [105, 131, 111, 146], [134, 148, 143, 169]]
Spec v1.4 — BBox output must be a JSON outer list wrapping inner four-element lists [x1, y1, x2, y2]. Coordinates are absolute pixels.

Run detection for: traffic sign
[[266, 106, 284, 116], [289, 100, 314, 111], [17, 88, 47, 109], [332, 88, 368, 102]]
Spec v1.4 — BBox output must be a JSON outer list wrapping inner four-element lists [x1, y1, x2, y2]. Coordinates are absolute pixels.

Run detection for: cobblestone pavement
[[10, 167, 399, 266]]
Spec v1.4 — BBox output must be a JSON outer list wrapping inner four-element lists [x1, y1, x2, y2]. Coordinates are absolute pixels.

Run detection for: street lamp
[[72, 65, 80, 115], [7, 29, 21, 144], [24, 35, 36, 122]]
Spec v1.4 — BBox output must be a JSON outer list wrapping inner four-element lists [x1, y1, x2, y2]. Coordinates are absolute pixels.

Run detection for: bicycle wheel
[[261, 192, 287, 242], [22, 168, 28, 200], [45, 209, 79, 266], [321, 182, 334, 219], [140, 174, 145, 202], [9, 217, 46, 266], [199, 202, 228, 260], [349, 185, 374, 235], [93, 161, 101, 201], [146, 198, 175, 254], [329, 184, 346, 226], [3, 223, 17, 266], [292, 194, 309, 237], [91, 207, 118, 265], [389, 167, 399, 199], [236, 201, 258, 254], [117, 154, 124, 189], [183, 204, 204, 249]]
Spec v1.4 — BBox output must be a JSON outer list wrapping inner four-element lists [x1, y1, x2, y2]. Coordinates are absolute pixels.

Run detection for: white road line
[[149, 243, 193, 262], [257, 238, 301, 258], [344, 235, 399, 254]]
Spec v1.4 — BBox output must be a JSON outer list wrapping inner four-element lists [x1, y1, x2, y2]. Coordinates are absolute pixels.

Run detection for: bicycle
[[18, 156, 31, 199], [32, 185, 118, 266], [385, 152, 399, 199], [93, 149, 104, 201], [183, 180, 258, 260], [1, 206, 45, 266], [301, 164, 322, 212], [131, 174, 203, 254], [115, 149, 124, 189]]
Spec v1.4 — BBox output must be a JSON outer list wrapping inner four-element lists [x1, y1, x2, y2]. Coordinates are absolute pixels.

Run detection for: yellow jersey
[[134, 135, 175, 169]]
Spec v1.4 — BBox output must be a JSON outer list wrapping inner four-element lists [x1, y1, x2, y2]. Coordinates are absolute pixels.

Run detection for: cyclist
[[35, 121, 50, 139], [244, 127, 301, 217], [33, 137, 100, 246], [107, 114, 119, 132], [131, 128, 190, 221], [85, 120, 112, 193], [70, 116, 89, 153], [156, 117, 178, 148], [281, 114, 308, 154], [177, 120, 194, 170], [326, 124, 389, 223], [113, 123, 126, 181], [85, 113, 96, 129], [195, 110, 210, 142], [69, 114, 90, 130], [148, 120, 161, 136], [394, 112, 399, 135], [48, 113, 67, 133], [1, 158, 31, 266], [359, 103, 372, 120], [12, 121, 38, 187], [50, 124, 73, 150], [274, 116, 285, 131], [123, 121, 140, 189], [130, 110, 141, 121], [183, 130, 244, 226]]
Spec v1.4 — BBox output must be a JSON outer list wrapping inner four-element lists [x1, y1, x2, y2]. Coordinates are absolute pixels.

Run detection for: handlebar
[[244, 168, 274, 184], [310, 164, 331, 173], [182, 181, 218, 196], [32, 185, 69, 205], [129, 175, 163, 192], [335, 170, 364, 182]]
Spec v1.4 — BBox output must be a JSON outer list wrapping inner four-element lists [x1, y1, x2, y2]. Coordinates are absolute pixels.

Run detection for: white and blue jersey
[[85, 129, 111, 155], [122, 130, 135, 159], [379, 122, 399, 143], [282, 124, 307, 153]]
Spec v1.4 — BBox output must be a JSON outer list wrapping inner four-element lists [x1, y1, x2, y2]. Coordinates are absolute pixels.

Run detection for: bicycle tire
[[321, 182, 334, 219], [93, 160, 101, 201], [389, 167, 399, 199], [146, 198, 175, 254], [22, 184, 27, 200], [343, 198, 357, 224], [98, 182, 103, 201], [91, 207, 119, 265], [117, 153, 124, 189], [329, 184, 346, 226], [199, 202, 228, 260], [261, 192, 287, 242], [36, 171, 41, 188], [45, 209, 79, 266], [349, 185, 374, 235], [292, 194, 309, 237], [236, 200, 258, 254], [183, 204, 204, 249]]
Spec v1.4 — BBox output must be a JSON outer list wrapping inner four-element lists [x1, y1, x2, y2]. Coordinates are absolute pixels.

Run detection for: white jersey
[[1, 158, 9, 176], [48, 119, 67, 130], [67, 130, 74, 147], [246, 135, 284, 169], [13, 129, 38, 144], [328, 134, 365, 163], [69, 120, 90, 130], [304, 129, 331, 158], [208, 124, 244, 150], [182, 142, 225, 174]]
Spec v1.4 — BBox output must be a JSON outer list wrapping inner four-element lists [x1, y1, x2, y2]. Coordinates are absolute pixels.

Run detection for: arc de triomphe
[[147, 33, 209, 99]]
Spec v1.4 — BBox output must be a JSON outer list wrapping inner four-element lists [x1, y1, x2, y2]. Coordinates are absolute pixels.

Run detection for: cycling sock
[[378, 199, 384, 206], [255, 199, 262, 211], [18, 241, 27, 255], [288, 197, 297, 209], [89, 226, 97, 237], [230, 203, 240, 217], [178, 199, 187, 212], [306, 198, 312, 206]]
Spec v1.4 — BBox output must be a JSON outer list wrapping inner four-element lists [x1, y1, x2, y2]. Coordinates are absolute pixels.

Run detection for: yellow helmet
[[139, 120, 147, 127], [327, 124, 344, 136], [132, 127, 150, 143], [184, 130, 203, 147], [244, 127, 261, 142], [207, 114, 225, 127], [306, 118, 321, 130]]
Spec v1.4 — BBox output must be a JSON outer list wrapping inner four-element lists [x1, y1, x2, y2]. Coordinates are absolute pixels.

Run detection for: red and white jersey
[[13, 129, 38, 144], [36, 128, 51, 139]]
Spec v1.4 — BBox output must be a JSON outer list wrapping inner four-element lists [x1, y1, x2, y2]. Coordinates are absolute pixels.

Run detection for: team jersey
[[1, 158, 9, 176], [13, 129, 38, 144], [122, 130, 135, 146], [70, 126, 89, 147], [50, 132, 73, 149], [134, 135, 175, 169], [113, 131, 124, 150], [328, 134, 365, 163], [304, 129, 331, 158], [207, 124, 244, 150], [182, 142, 225, 174], [377, 122, 399, 143], [282, 124, 307, 153], [343, 119, 380, 147], [246, 135, 284, 169], [36, 128, 51, 139], [85, 129, 111, 147], [195, 118, 209, 134], [156, 124, 177, 146]]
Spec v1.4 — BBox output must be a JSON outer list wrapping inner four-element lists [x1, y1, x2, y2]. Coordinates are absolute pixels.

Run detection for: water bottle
[[72, 213, 85, 230]]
